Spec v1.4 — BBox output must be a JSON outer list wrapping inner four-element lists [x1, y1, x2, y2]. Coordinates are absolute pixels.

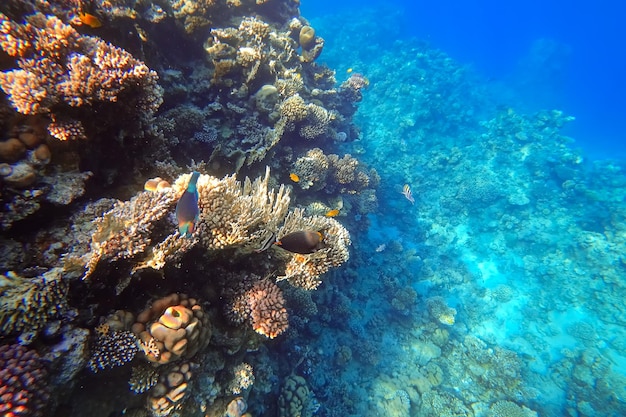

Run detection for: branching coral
[[188, 166, 290, 251], [292, 148, 378, 196], [83, 189, 177, 279], [277, 209, 351, 290], [229, 276, 289, 338], [88, 330, 140, 372], [0, 12, 162, 126], [80, 168, 348, 287], [0, 268, 68, 338]]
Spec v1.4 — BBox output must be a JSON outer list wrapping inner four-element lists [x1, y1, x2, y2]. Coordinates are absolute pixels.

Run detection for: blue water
[[298, 3, 626, 416], [304, 0, 626, 159], [1, 2, 625, 417]]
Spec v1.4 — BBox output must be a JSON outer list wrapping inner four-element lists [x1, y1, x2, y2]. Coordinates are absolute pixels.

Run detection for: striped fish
[[402, 184, 415, 205]]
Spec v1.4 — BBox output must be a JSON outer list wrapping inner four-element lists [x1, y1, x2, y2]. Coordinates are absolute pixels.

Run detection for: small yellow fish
[[78, 12, 102, 29], [325, 209, 340, 217], [347, 68, 353, 74], [289, 173, 300, 183]]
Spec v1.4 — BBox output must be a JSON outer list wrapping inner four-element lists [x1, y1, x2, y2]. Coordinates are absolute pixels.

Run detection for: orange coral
[[0, 12, 162, 120], [230, 277, 289, 339]]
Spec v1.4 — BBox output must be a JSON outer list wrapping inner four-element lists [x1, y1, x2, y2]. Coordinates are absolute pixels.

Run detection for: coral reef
[[0, 12, 162, 123], [278, 373, 316, 417], [0, 269, 67, 339], [0, 1, 370, 416], [132, 294, 211, 365], [88, 329, 139, 372], [0, 343, 50, 417], [229, 276, 289, 339], [147, 362, 193, 417]]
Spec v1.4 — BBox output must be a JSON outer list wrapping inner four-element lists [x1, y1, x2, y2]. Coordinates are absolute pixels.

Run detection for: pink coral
[[0, 12, 162, 120]]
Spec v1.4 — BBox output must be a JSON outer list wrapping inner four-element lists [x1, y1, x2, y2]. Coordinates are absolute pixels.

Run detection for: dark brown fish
[[274, 230, 325, 254]]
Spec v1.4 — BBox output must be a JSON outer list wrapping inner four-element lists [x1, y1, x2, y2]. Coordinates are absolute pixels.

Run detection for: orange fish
[[325, 209, 340, 217], [78, 12, 102, 29], [289, 173, 300, 183]]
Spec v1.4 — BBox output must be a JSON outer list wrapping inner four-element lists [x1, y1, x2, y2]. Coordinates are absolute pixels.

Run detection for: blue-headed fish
[[176, 172, 200, 238], [274, 230, 325, 254]]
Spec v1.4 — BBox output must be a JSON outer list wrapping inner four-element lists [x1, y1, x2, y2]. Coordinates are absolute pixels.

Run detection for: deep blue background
[[302, 0, 626, 159]]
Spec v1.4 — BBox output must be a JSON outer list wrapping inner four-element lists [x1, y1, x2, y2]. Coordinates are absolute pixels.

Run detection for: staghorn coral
[[0, 344, 50, 417], [132, 293, 211, 365], [0, 268, 68, 338], [277, 209, 351, 290], [229, 276, 289, 339], [0, 12, 162, 122]]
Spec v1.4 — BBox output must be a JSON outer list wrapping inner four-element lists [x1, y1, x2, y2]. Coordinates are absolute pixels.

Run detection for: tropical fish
[[78, 12, 102, 28], [402, 184, 415, 205], [274, 230, 325, 254], [289, 173, 300, 183], [255, 231, 277, 253], [347, 68, 353, 73], [176, 172, 200, 238], [325, 209, 340, 217]]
